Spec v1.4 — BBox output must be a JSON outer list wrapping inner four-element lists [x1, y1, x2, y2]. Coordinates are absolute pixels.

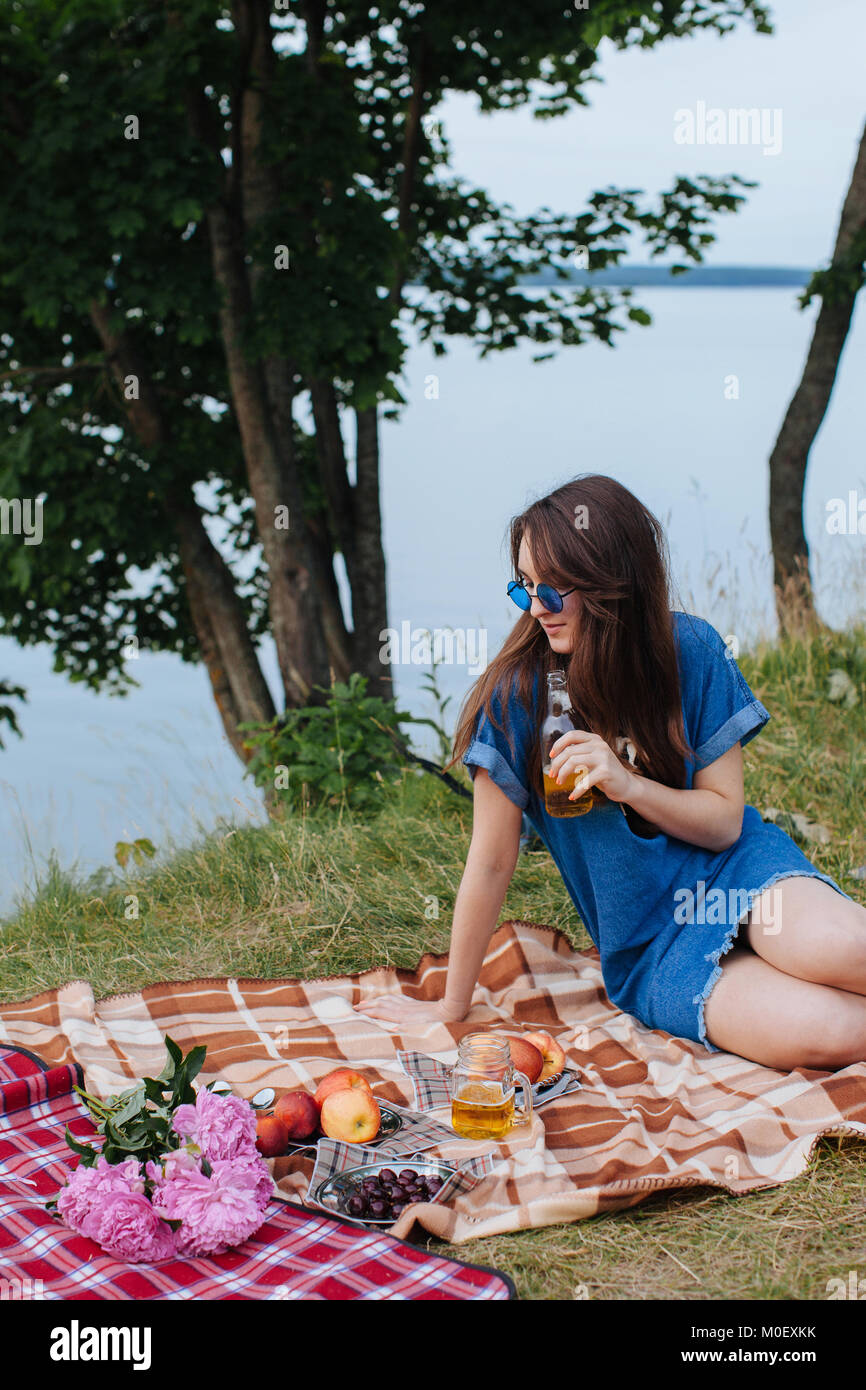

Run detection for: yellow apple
[[320, 1088, 381, 1143], [314, 1069, 374, 1112]]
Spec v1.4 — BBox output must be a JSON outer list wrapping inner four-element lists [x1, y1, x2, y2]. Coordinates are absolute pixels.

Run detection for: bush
[[240, 674, 417, 812]]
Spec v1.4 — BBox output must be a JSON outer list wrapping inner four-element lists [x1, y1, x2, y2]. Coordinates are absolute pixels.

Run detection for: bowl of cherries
[[312, 1158, 456, 1227]]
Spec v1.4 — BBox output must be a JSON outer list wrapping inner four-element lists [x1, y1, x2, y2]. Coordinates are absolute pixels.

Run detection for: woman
[[356, 476, 866, 1071]]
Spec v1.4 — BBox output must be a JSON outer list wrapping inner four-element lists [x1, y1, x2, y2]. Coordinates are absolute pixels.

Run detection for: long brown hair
[[447, 475, 696, 796]]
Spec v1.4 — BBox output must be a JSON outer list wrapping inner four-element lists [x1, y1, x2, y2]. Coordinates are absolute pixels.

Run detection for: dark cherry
[[378, 1169, 396, 1184], [398, 1168, 417, 1183], [368, 1198, 387, 1219], [391, 1202, 405, 1218], [346, 1194, 367, 1216]]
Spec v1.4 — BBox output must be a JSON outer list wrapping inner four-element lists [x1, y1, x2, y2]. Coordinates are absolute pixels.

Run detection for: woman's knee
[[746, 885, 866, 993], [702, 947, 866, 1070], [809, 1001, 866, 1069]]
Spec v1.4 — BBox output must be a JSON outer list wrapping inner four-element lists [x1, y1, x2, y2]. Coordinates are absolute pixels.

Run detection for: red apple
[[314, 1068, 374, 1112], [255, 1113, 289, 1157], [274, 1089, 320, 1140], [507, 1037, 544, 1085], [524, 1031, 567, 1082], [319, 1088, 381, 1144]]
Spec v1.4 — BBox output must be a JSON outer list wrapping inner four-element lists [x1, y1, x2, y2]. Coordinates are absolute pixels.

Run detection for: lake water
[[2, 287, 864, 915]]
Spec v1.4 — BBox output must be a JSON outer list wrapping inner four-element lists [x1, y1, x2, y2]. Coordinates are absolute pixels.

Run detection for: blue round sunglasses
[[507, 578, 578, 614]]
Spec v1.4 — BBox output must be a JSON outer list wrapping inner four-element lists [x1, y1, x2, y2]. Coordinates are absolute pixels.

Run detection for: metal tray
[[312, 1155, 457, 1227]]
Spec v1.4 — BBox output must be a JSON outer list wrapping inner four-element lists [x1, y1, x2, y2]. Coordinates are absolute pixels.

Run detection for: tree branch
[[388, 33, 432, 310], [0, 361, 105, 384]]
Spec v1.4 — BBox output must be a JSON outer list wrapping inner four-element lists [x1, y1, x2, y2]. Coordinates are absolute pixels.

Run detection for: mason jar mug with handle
[[450, 1033, 533, 1140]]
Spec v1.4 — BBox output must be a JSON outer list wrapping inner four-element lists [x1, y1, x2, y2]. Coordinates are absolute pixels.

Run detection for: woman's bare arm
[[441, 769, 523, 1013], [548, 729, 745, 854], [622, 743, 745, 852], [353, 769, 523, 1025]]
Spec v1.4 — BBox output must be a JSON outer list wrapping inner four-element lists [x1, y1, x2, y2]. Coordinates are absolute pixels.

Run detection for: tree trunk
[[299, 5, 395, 699], [769, 122, 866, 637], [88, 299, 276, 756], [353, 405, 391, 698], [205, 202, 329, 705], [304, 509, 353, 683], [174, 503, 277, 748], [185, 26, 332, 708]]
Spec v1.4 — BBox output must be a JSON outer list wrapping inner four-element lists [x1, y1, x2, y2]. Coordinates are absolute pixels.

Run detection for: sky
[[435, 0, 866, 268]]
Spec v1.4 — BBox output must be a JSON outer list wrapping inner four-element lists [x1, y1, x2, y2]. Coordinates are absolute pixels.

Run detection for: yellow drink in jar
[[451, 1081, 516, 1140]]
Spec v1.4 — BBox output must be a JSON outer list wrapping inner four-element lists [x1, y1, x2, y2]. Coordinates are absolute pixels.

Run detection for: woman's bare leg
[[743, 876, 866, 992], [702, 944, 866, 1069]]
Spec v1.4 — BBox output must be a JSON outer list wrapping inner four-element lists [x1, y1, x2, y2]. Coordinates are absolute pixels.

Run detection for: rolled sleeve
[[461, 682, 534, 810], [693, 699, 769, 769], [681, 617, 770, 771], [463, 737, 530, 810]]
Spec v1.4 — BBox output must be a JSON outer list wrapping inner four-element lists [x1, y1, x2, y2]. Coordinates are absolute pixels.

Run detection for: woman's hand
[[353, 995, 466, 1028], [548, 729, 636, 804]]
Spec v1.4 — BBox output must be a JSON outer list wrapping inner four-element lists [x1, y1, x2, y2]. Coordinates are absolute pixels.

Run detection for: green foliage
[[241, 672, 418, 811], [62, 1034, 209, 1170], [799, 226, 866, 310], [0, 678, 26, 748], [114, 837, 157, 869]]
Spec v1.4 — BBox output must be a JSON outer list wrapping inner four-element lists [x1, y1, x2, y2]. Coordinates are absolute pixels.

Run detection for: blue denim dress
[[462, 611, 853, 1052]]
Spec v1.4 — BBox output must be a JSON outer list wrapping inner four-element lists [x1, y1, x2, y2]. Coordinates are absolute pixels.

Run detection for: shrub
[[240, 674, 417, 812]]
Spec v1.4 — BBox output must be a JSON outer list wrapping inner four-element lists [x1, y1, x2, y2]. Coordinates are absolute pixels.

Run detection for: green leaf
[[183, 1045, 207, 1085], [64, 1129, 98, 1164], [157, 1037, 181, 1084], [110, 1082, 147, 1127]]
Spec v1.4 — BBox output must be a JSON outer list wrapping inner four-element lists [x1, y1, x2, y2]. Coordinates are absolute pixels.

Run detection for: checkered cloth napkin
[[305, 1137, 496, 1216], [0, 1046, 514, 1300], [285, 1100, 459, 1158], [397, 1051, 583, 1112]]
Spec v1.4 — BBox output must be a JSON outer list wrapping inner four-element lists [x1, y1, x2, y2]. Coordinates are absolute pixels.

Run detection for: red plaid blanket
[[0, 1046, 513, 1300]]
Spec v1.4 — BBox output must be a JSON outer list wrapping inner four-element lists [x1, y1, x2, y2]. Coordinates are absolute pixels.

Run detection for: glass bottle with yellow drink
[[541, 670, 604, 817]]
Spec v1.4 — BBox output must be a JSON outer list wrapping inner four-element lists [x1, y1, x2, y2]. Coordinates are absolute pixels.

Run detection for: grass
[[2, 621, 866, 1299]]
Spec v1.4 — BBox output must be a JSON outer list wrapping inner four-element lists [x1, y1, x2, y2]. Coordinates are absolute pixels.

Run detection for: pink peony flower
[[90, 1190, 177, 1263], [57, 1155, 146, 1241], [150, 1153, 271, 1257], [229, 1153, 275, 1210], [171, 1086, 258, 1164], [145, 1147, 199, 1184]]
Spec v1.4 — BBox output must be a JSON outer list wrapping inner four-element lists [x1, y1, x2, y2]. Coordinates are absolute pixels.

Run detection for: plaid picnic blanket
[[2, 918, 866, 1245], [0, 1046, 513, 1299]]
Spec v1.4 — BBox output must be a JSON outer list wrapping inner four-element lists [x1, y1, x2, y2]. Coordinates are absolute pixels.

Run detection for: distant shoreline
[[516, 266, 811, 288]]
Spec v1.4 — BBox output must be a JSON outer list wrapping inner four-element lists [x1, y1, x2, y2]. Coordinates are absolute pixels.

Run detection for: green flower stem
[[73, 1085, 114, 1119]]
